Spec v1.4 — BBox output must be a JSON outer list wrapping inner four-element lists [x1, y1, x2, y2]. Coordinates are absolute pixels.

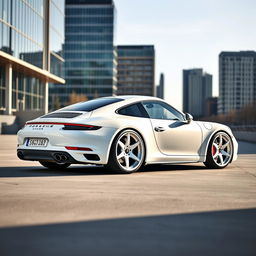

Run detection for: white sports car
[[17, 96, 238, 174]]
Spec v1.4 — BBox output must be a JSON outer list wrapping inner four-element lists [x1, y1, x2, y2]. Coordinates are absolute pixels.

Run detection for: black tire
[[106, 129, 145, 174], [39, 161, 71, 170], [204, 131, 233, 169]]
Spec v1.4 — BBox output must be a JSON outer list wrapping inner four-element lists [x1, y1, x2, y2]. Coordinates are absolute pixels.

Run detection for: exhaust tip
[[61, 155, 68, 161], [17, 151, 24, 160], [53, 153, 68, 163], [54, 153, 62, 162]]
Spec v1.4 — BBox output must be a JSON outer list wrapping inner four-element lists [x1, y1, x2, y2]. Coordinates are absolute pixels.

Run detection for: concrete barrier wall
[[0, 115, 17, 134], [233, 131, 256, 143], [1, 111, 44, 134]]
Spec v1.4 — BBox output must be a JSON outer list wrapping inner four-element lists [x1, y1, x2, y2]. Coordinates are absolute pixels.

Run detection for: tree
[[53, 96, 61, 110], [201, 101, 256, 125], [93, 89, 99, 99], [68, 91, 88, 105]]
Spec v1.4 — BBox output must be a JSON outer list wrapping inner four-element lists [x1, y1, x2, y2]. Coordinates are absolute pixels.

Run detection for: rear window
[[42, 112, 82, 118], [60, 97, 124, 112]]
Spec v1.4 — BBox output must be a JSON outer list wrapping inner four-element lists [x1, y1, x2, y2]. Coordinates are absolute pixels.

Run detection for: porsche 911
[[17, 96, 238, 173]]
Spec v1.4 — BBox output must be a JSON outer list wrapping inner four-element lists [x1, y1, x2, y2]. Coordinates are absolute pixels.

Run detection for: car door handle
[[154, 126, 165, 132]]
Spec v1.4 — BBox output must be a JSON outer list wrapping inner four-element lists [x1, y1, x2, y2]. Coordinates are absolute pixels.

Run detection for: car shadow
[[0, 208, 255, 256], [0, 165, 112, 178], [141, 163, 206, 173], [0, 163, 208, 178]]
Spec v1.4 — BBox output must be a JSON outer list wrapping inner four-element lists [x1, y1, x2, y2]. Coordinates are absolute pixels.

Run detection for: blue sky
[[115, 0, 256, 110]]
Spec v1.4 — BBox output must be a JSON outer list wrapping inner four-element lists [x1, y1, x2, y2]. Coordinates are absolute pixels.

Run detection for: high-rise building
[[218, 51, 256, 114], [0, 0, 65, 132], [156, 73, 164, 99], [183, 68, 212, 118], [117, 45, 155, 96], [49, 0, 116, 109]]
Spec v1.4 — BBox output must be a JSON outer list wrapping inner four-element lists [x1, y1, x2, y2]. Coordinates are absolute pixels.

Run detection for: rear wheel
[[106, 129, 145, 174], [204, 131, 233, 169], [39, 161, 71, 170]]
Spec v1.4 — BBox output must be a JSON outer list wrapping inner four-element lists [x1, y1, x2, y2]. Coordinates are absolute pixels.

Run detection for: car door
[[141, 101, 202, 157]]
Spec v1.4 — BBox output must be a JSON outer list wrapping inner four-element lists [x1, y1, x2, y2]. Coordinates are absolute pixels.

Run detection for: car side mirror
[[185, 113, 193, 124]]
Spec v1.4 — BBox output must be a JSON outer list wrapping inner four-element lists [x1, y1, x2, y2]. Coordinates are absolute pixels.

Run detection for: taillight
[[65, 146, 92, 151], [62, 124, 101, 130], [25, 122, 101, 130]]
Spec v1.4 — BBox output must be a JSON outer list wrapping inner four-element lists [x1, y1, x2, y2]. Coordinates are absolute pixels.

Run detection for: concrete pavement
[[0, 135, 256, 255]]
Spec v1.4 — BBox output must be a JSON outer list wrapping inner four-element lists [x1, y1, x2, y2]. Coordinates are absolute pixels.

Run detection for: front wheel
[[39, 161, 71, 170], [106, 129, 145, 174], [204, 132, 233, 169]]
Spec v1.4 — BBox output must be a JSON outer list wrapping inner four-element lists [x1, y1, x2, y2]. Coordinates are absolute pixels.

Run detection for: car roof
[[105, 95, 161, 101], [89, 95, 166, 114], [88, 95, 185, 119], [55, 95, 163, 114]]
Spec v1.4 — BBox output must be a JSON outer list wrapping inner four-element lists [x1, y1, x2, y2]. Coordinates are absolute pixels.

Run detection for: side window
[[117, 103, 148, 118], [142, 101, 185, 121]]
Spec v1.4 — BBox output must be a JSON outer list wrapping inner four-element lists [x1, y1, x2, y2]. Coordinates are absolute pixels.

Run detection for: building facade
[[218, 51, 256, 114], [156, 73, 164, 99], [49, 0, 116, 109], [117, 45, 155, 96], [183, 68, 212, 118], [0, 0, 65, 131]]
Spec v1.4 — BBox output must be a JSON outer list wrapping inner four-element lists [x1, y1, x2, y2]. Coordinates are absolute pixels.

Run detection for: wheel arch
[[105, 127, 147, 165], [203, 129, 234, 162]]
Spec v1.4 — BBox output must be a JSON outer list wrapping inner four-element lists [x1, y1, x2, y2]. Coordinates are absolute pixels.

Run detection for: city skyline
[[2, 0, 256, 116], [115, 0, 256, 110]]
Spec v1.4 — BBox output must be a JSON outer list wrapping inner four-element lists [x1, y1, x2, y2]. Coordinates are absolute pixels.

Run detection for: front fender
[[196, 121, 237, 162]]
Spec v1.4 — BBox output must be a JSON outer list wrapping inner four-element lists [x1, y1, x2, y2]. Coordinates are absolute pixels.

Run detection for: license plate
[[26, 138, 48, 147]]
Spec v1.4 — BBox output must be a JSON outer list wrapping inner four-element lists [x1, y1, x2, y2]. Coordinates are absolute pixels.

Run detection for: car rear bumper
[[17, 149, 79, 164], [17, 148, 103, 165], [17, 125, 118, 165]]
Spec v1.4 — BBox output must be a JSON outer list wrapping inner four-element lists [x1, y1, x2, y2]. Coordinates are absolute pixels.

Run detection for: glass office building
[[49, 0, 116, 109], [0, 0, 65, 126], [117, 45, 155, 96]]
